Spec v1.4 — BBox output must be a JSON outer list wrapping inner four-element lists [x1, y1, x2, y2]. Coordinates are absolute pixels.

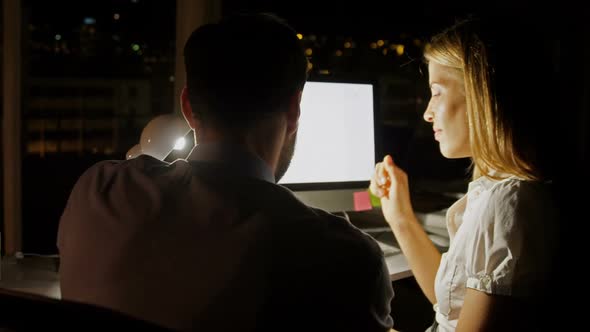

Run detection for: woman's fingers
[[382, 155, 406, 185], [370, 162, 385, 197], [371, 155, 403, 199], [383, 155, 395, 173], [379, 156, 392, 186]]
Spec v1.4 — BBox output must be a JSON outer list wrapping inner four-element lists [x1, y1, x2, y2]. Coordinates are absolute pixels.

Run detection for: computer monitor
[[278, 80, 380, 212]]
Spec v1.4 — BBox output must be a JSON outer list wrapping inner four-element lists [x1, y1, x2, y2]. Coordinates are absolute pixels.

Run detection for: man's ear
[[180, 86, 200, 131], [286, 90, 302, 135]]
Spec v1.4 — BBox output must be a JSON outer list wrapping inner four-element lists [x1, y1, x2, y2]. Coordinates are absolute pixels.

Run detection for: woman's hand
[[369, 155, 415, 226]]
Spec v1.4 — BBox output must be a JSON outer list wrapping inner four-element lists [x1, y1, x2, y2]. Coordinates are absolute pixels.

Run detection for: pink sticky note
[[353, 191, 373, 211]]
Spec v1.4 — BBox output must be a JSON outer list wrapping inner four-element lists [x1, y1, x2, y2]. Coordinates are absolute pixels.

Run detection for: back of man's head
[[184, 13, 307, 130]]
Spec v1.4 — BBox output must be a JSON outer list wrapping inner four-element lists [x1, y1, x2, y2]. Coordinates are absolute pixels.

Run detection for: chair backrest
[[0, 288, 173, 331]]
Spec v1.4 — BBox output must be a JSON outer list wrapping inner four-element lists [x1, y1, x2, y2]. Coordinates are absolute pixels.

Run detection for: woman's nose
[[423, 104, 434, 123]]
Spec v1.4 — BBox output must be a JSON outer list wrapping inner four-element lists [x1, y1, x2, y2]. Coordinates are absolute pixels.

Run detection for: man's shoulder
[[84, 155, 176, 174], [272, 203, 383, 262], [253, 185, 380, 252], [75, 155, 188, 188], [313, 209, 382, 255]]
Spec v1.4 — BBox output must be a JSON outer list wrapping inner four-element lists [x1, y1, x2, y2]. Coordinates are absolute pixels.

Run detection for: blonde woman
[[371, 17, 560, 331]]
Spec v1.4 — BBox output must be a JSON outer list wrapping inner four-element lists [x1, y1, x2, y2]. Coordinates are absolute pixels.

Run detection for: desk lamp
[[126, 114, 192, 161]]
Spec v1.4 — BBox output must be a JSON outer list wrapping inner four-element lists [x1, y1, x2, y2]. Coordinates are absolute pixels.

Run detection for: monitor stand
[[291, 188, 362, 213]]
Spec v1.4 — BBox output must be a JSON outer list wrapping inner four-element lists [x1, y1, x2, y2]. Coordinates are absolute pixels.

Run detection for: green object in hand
[[368, 190, 381, 207]]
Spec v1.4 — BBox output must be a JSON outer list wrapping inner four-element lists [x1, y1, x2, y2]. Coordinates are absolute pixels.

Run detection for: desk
[[1, 255, 412, 300], [385, 253, 412, 281], [0, 257, 61, 299], [0, 209, 447, 299], [348, 208, 450, 282]]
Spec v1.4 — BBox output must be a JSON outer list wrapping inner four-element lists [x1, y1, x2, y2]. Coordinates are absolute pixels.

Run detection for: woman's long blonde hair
[[424, 19, 548, 181]]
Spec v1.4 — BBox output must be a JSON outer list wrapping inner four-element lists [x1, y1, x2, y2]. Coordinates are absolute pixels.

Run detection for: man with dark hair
[[58, 13, 394, 331]]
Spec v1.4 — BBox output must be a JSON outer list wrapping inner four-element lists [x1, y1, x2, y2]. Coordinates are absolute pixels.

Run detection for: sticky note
[[353, 191, 373, 211]]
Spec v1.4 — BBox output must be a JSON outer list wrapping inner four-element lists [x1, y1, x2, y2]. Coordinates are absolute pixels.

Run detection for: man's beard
[[275, 132, 297, 182]]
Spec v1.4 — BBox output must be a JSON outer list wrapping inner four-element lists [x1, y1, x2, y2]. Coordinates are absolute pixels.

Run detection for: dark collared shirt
[[58, 146, 393, 331]]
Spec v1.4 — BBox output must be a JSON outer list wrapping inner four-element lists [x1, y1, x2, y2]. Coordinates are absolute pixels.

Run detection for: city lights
[[396, 44, 405, 56]]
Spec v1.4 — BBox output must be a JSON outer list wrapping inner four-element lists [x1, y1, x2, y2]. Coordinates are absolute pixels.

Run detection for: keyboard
[[375, 240, 401, 256]]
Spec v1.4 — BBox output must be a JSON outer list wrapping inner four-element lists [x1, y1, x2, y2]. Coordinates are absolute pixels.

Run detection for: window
[[21, 0, 176, 253]]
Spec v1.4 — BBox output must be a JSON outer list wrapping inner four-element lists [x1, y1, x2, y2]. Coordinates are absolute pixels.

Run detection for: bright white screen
[[279, 82, 375, 185]]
